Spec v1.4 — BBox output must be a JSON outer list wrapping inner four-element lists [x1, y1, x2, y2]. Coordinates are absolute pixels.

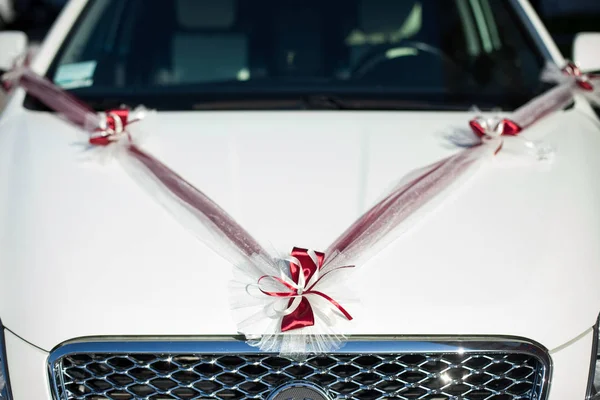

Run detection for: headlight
[[0, 321, 12, 400], [587, 315, 600, 399]]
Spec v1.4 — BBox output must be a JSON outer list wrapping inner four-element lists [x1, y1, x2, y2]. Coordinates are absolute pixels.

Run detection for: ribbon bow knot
[[1, 46, 38, 92], [256, 247, 353, 332], [563, 62, 595, 92], [89, 109, 132, 146], [469, 116, 522, 139]]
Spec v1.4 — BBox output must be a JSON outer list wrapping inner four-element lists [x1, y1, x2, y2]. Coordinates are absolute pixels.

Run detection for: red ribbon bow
[[469, 117, 522, 138], [563, 62, 595, 91], [258, 247, 353, 332], [89, 109, 131, 146]]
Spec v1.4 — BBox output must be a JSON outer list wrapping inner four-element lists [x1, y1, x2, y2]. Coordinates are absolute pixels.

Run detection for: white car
[[1, 0, 600, 399]]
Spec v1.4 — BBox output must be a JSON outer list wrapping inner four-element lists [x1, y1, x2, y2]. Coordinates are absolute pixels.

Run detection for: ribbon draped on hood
[[2, 60, 595, 355]]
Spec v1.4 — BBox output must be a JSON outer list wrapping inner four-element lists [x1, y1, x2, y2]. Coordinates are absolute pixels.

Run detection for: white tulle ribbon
[[444, 62, 592, 162], [1, 45, 39, 91], [3, 66, 578, 357], [471, 116, 510, 139]]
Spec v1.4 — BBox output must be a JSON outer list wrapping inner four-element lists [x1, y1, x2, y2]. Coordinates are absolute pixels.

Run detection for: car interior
[[52, 0, 544, 98]]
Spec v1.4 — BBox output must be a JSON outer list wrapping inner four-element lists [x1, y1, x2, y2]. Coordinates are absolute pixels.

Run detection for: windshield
[[44, 0, 547, 111]]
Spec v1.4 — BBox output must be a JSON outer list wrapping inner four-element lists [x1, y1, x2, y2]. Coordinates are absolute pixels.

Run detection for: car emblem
[[267, 381, 331, 400]]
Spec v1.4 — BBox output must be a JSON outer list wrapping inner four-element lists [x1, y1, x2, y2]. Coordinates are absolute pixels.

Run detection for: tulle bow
[[89, 108, 147, 146], [256, 248, 353, 332], [562, 62, 595, 91], [469, 116, 522, 139], [541, 61, 600, 107]]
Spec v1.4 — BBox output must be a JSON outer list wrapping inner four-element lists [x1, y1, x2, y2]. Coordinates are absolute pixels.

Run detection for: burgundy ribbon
[[257, 247, 353, 332], [469, 118, 522, 138], [1, 48, 36, 92], [89, 109, 132, 146], [466, 117, 522, 155], [2, 66, 573, 339]]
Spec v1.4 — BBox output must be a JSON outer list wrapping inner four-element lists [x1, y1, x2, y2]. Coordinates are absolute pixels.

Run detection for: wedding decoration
[[542, 61, 600, 107], [445, 61, 599, 159], [1, 45, 38, 92], [2, 60, 592, 355]]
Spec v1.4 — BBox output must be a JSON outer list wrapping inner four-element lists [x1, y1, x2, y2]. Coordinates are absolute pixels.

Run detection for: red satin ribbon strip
[[326, 157, 449, 257], [468, 118, 522, 138], [290, 247, 322, 285], [308, 290, 354, 321], [281, 298, 314, 332]]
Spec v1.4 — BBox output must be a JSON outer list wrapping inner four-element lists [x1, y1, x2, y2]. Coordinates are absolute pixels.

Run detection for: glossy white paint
[[1, 106, 600, 354], [3, 331, 52, 399], [1, 0, 600, 398], [549, 329, 595, 399], [574, 32, 600, 73]]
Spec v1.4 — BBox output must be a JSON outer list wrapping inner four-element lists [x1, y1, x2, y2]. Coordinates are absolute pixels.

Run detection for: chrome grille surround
[[48, 337, 551, 400]]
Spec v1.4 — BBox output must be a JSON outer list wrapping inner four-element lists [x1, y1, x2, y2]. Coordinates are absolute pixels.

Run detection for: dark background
[[530, 0, 600, 58]]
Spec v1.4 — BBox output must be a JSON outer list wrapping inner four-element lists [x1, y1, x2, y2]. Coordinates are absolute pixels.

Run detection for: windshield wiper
[[191, 94, 350, 110], [303, 96, 482, 111], [300, 95, 470, 110], [191, 95, 471, 111], [25, 95, 134, 113], [301, 95, 348, 110], [27, 89, 529, 112]]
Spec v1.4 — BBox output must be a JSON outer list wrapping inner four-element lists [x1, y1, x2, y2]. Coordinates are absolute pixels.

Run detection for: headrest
[[359, 0, 420, 34], [176, 0, 235, 29]]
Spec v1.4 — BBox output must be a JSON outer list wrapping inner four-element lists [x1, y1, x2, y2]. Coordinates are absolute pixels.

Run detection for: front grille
[[49, 339, 550, 400]]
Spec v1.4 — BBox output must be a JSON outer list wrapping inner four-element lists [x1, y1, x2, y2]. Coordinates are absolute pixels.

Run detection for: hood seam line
[[4, 327, 49, 353], [549, 326, 594, 354]]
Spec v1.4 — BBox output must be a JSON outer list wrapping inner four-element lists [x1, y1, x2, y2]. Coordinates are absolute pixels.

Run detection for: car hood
[[1, 108, 600, 352]]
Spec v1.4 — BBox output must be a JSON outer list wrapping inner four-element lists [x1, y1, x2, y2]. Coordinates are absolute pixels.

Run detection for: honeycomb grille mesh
[[51, 350, 545, 400]]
